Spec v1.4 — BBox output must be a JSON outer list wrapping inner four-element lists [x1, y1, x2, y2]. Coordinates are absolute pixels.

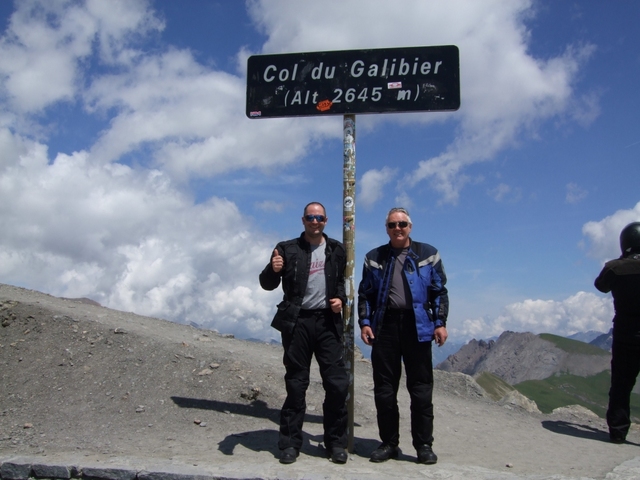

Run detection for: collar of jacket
[[386, 237, 416, 259], [297, 232, 331, 251]]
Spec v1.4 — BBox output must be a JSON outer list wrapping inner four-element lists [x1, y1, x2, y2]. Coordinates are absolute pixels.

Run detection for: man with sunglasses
[[259, 202, 349, 465], [358, 207, 449, 465]]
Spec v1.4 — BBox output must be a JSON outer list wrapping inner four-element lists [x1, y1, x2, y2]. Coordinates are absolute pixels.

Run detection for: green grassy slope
[[455, 331, 634, 420], [515, 370, 640, 420], [475, 371, 516, 401], [538, 333, 610, 356]]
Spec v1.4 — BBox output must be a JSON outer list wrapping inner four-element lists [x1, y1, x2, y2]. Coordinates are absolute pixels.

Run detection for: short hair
[[303, 201, 326, 216], [385, 207, 412, 225]]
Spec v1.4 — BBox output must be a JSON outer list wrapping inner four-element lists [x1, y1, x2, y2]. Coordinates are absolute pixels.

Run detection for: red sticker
[[316, 100, 333, 112]]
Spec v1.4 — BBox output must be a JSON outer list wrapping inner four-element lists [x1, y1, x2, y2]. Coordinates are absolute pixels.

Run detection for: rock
[[498, 390, 541, 414], [240, 387, 261, 401], [551, 404, 600, 419]]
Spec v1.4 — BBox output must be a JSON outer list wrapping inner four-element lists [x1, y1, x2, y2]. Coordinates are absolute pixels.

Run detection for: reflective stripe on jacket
[[358, 239, 448, 342]]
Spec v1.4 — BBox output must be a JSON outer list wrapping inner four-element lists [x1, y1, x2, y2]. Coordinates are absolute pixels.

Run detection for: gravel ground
[[1, 282, 640, 480]]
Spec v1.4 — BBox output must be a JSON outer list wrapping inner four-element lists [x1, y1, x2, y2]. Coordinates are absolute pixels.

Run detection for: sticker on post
[[344, 196, 354, 211]]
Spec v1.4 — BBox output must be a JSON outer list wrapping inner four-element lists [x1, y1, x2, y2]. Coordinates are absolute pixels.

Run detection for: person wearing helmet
[[595, 221, 640, 444]]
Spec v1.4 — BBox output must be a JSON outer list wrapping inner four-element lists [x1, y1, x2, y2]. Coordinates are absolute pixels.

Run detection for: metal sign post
[[342, 115, 356, 451], [246, 45, 460, 454]]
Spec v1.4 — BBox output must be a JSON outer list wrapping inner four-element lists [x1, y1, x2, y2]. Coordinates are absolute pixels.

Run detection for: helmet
[[620, 222, 640, 254]]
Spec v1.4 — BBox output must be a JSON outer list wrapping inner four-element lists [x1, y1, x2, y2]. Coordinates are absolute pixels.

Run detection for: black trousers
[[607, 337, 640, 440], [279, 309, 348, 450], [371, 309, 434, 449]]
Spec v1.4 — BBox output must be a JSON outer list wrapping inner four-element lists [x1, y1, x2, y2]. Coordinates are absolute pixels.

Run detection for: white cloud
[[582, 201, 640, 263], [83, 47, 340, 181], [3, 0, 598, 196], [0, 130, 281, 341], [0, 0, 162, 115], [566, 182, 587, 204], [255, 200, 286, 213], [358, 167, 396, 208], [488, 183, 522, 203], [452, 199, 640, 343], [453, 291, 613, 340], [394, 191, 413, 211], [0, 0, 608, 344], [85, 0, 165, 65], [409, 38, 595, 202]]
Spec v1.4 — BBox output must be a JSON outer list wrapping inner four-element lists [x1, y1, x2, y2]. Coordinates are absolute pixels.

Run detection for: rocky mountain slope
[[436, 331, 611, 384], [591, 328, 613, 351]]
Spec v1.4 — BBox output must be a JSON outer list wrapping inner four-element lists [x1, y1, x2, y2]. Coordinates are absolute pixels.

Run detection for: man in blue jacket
[[358, 207, 449, 464], [259, 202, 349, 465]]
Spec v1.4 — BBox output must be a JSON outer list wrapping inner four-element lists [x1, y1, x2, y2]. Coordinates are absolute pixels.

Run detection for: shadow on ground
[[172, 396, 381, 460], [170, 396, 365, 427], [215, 427, 410, 462], [170, 396, 323, 423], [217, 429, 328, 459], [542, 420, 640, 447]]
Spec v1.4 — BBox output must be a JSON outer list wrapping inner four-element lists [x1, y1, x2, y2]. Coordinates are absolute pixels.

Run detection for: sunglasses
[[304, 214, 326, 222], [387, 221, 409, 229]]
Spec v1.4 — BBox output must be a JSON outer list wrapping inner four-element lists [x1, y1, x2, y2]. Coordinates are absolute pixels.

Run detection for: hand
[[329, 297, 342, 313], [271, 249, 283, 273], [434, 326, 448, 346], [361, 326, 374, 346]]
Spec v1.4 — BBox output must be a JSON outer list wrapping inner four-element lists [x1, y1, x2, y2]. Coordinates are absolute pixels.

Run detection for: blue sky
[[0, 0, 639, 347]]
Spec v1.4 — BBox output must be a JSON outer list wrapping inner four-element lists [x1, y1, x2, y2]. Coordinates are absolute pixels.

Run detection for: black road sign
[[246, 45, 459, 118]]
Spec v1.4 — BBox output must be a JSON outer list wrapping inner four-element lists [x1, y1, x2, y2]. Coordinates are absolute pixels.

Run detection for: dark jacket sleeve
[[430, 257, 449, 327], [259, 245, 283, 291], [357, 256, 374, 328], [594, 263, 614, 293]]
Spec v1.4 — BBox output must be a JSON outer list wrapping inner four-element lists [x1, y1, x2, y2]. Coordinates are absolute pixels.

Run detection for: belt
[[384, 308, 413, 321], [299, 308, 331, 317]]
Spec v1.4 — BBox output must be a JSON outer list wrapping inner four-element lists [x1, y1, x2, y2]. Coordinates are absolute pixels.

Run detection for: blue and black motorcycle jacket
[[358, 239, 448, 342]]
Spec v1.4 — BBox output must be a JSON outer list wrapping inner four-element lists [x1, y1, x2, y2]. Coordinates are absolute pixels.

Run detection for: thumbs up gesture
[[271, 249, 283, 273]]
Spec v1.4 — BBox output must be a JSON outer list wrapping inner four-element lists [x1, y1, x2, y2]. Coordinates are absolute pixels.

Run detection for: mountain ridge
[[436, 330, 611, 385]]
